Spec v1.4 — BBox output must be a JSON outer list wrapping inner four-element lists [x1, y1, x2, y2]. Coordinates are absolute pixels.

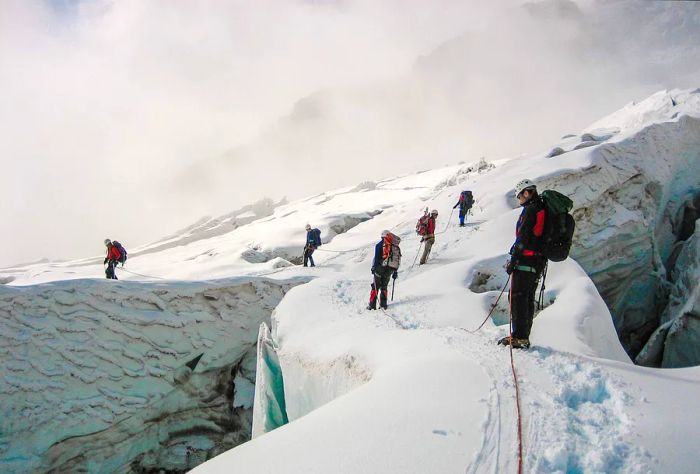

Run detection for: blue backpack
[[112, 241, 128, 264]]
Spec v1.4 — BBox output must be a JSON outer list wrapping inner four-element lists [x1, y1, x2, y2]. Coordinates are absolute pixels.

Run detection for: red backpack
[[416, 214, 430, 236]]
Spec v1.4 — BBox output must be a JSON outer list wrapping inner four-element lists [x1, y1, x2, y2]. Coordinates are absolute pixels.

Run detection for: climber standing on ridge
[[103, 239, 122, 280], [500, 179, 546, 349], [419, 209, 438, 265], [368, 230, 401, 310], [453, 190, 474, 227], [303, 224, 322, 267]]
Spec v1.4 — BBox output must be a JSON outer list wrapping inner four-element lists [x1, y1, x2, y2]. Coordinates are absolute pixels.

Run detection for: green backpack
[[540, 190, 575, 262]]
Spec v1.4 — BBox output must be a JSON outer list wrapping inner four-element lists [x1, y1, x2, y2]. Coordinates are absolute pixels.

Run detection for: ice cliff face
[[0, 277, 303, 472], [539, 89, 700, 365]]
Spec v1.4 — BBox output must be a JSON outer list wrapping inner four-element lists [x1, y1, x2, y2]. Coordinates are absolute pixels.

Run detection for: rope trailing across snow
[[117, 267, 166, 280], [508, 282, 525, 474], [468, 274, 511, 333]]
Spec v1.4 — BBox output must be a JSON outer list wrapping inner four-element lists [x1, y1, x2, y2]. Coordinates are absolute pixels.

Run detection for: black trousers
[[509, 269, 540, 339], [105, 261, 118, 280], [303, 246, 316, 267], [369, 267, 393, 309]]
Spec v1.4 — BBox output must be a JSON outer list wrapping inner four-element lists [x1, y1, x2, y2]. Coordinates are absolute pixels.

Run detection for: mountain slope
[[2, 88, 700, 473]]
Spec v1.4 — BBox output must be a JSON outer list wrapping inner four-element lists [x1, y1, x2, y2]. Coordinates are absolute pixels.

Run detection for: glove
[[392, 272, 398, 280], [371, 267, 376, 275], [505, 259, 515, 275], [104, 258, 108, 264], [420, 237, 424, 242]]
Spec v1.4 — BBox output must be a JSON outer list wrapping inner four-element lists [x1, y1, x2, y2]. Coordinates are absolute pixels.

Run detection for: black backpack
[[112, 240, 128, 264], [540, 190, 575, 262], [459, 190, 474, 208]]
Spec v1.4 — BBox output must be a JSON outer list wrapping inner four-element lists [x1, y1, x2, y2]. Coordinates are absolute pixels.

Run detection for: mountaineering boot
[[497, 336, 530, 349]]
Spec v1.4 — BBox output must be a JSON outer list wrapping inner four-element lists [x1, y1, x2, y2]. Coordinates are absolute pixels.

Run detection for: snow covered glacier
[[1, 88, 700, 473]]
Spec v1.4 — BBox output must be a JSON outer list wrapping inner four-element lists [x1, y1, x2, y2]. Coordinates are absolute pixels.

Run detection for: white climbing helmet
[[305, 224, 311, 231], [431, 209, 439, 216], [381, 229, 390, 237], [515, 179, 536, 196], [104, 239, 111, 246]]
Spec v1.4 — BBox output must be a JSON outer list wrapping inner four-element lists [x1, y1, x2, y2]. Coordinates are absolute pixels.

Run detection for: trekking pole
[[391, 278, 396, 301], [410, 241, 424, 269]]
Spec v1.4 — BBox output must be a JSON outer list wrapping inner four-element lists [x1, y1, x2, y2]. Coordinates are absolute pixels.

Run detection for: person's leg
[[368, 282, 378, 310], [303, 247, 309, 266], [308, 248, 315, 267], [107, 261, 117, 279], [510, 270, 538, 340], [420, 238, 434, 264], [379, 270, 391, 309], [459, 213, 465, 226]]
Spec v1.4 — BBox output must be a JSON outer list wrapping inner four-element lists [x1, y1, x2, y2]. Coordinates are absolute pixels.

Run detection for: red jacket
[[106, 245, 122, 262]]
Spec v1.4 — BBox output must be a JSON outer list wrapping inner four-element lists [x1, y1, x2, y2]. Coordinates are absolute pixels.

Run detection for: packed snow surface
[[2, 89, 700, 473]]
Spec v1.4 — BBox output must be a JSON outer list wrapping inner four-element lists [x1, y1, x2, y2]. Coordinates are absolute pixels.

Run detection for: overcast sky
[[1, 0, 698, 266]]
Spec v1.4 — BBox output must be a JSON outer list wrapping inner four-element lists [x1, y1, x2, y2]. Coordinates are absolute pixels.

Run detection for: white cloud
[[1, 0, 698, 265]]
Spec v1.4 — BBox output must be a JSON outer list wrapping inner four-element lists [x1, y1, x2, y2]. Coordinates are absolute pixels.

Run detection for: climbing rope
[[436, 207, 455, 235], [117, 267, 166, 280], [313, 245, 367, 254], [508, 281, 525, 474], [409, 241, 424, 270], [468, 274, 511, 333]]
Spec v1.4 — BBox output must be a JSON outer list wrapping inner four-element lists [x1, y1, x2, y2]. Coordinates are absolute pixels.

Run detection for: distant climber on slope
[[104, 239, 122, 280], [303, 224, 322, 267], [367, 230, 401, 310], [453, 190, 474, 227], [500, 180, 545, 349], [419, 209, 438, 265]]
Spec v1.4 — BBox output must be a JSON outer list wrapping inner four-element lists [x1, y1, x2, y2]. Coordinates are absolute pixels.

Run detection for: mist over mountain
[[2, 0, 699, 266]]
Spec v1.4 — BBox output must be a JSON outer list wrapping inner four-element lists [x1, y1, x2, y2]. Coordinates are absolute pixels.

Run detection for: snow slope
[[2, 89, 700, 472], [190, 90, 698, 473]]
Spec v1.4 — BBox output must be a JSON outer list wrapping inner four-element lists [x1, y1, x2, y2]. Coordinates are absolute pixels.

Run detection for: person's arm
[[371, 242, 382, 272]]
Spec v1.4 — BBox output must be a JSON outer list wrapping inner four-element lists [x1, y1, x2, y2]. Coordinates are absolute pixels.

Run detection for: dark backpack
[[459, 191, 474, 208], [540, 190, 575, 262], [112, 241, 128, 264], [381, 233, 402, 270], [416, 214, 430, 236], [311, 228, 322, 247]]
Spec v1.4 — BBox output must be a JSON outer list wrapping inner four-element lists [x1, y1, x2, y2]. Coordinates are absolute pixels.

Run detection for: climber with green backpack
[[499, 179, 575, 349]]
